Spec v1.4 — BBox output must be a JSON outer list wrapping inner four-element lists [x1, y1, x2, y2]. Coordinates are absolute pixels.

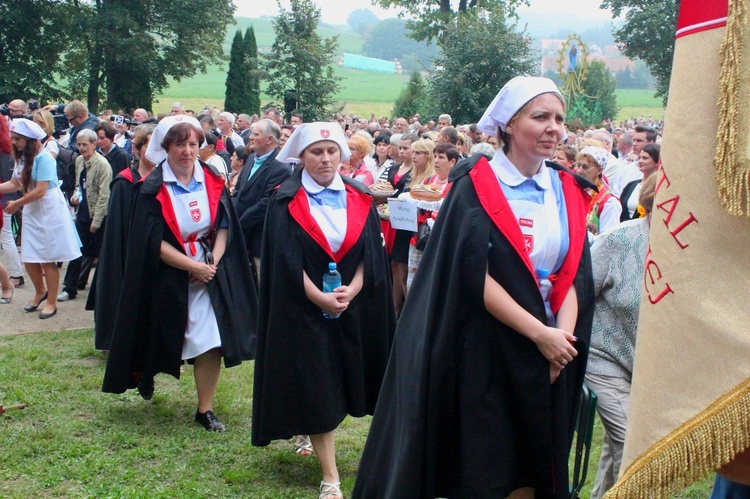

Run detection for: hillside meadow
[[154, 16, 664, 122]]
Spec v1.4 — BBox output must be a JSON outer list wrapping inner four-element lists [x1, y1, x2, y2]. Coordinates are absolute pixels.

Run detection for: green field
[[0, 329, 714, 497], [154, 16, 664, 122]]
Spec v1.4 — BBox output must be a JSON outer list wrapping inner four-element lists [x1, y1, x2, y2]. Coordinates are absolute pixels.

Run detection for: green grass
[[0, 329, 714, 497]]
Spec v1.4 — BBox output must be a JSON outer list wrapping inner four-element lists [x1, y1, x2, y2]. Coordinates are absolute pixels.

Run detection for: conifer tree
[[244, 26, 261, 116], [224, 29, 248, 113]]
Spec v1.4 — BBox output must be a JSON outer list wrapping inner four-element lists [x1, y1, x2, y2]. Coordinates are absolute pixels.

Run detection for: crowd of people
[[0, 78, 665, 498]]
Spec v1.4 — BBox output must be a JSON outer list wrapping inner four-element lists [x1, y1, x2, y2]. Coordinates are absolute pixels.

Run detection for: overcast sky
[[235, 0, 613, 25]]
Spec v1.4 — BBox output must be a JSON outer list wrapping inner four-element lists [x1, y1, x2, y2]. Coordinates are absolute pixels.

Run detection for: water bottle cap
[[328, 262, 337, 270], [537, 268, 550, 278]]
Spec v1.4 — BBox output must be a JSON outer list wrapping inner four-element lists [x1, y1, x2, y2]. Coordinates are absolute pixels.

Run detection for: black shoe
[[136, 374, 154, 400], [24, 291, 48, 312], [39, 307, 57, 319], [10, 276, 24, 288], [195, 410, 226, 432]]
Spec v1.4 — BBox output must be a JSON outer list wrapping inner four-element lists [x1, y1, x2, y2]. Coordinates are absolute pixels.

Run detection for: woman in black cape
[[102, 116, 257, 433], [86, 123, 156, 350], [252, 122, 395, 499], [353, 77, 595, 498]]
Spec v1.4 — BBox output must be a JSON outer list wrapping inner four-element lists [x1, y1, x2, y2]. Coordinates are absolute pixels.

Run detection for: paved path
[[0, 263, 94, 336]]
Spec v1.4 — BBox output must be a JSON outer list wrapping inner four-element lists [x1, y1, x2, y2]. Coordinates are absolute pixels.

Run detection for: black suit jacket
[[233, 149, 292, 258], [238, 128, 251, 144]]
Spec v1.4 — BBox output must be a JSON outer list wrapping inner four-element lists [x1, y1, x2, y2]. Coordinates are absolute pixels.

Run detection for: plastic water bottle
[[537, 268, 556, 327], [322, 262, 342, 319]]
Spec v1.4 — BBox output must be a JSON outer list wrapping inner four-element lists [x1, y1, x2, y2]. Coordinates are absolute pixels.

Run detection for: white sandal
[[293, 434, 314, 456], [319, 481, 342, 499]]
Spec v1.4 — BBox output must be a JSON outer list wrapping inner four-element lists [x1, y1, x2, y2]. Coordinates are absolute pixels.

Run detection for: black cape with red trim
[[86, 167, 140, 350], [251, 170, 395, 445], [353, 155, 595, 498], [102, 161, 257, 394]]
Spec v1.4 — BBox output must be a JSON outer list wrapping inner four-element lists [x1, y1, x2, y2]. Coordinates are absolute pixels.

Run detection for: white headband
[[276, 122, 350, 162], [477, 76, 565, 137], [144, 115, 203, 165]]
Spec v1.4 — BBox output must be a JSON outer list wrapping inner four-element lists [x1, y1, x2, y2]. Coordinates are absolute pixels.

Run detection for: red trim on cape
[[676, 0, 727, 39], [119, 168, 134, 184], [288, 184, 371, 262], [468, 157, 588, 313], [550, 171, 588, 313], [154, 163, 224, 253]]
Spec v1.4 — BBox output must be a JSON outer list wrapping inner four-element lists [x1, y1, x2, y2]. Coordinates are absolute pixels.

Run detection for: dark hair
[[0, 117, 10, 154], [373, 132, 392, 146], [641, 143, 661, 164], [233, 148, 249, 163], [434, 143, 460, 163], [94, 120, 116, 140], [203, 129, 219, 147], [161, 123, 205, 152], [439, 126, 459, 145], [634, 124, 657, 143], [11, 135, 40, 194]]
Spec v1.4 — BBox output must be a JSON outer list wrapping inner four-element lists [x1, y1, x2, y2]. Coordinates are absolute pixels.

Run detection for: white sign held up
[[388, 198, 418, 232]]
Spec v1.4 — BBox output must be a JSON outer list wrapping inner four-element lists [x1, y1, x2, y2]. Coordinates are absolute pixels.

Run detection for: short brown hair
[[132, 124, 156, 153], [94, 120, 116, 140], [161, 123, 205, 152]]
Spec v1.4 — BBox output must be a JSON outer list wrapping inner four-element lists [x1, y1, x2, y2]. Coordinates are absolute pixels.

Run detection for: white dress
[[17, 151, 81, 263], [162, 161, 222, 360]]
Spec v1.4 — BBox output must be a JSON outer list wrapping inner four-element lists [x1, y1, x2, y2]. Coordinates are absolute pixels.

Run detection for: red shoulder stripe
[[549, 171, 588, 313], [288, 187, 335, 260], [155, 184, 182, 251], [334, 185, 371, 262]]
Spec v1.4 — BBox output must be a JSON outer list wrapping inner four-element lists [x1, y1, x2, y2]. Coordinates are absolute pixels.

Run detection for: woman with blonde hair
[[406, 137, 435, 190], [33, 110, 59, 159], [341, 134, 374, 186]]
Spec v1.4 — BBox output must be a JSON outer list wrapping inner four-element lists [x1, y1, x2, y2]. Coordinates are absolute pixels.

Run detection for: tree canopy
[[2, 0, 235, 112], [371, 0, 526, 43], [347, 9, 380, 33], [265, 0, 341, 121], [427, 9, 536, 124], [245, 26, 261, 117], [580, 60, 618, 122], [601, 0, 679, 105], [224, 30, 249, 114], [362, 19, 440, 71], [393, 71, 429, 119]]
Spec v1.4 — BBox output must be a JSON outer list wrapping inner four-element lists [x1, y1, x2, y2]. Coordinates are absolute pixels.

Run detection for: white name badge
[[388, 198, 418, 232]]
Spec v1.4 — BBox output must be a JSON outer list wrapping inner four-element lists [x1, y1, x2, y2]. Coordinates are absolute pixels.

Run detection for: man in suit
[[233, 119, 292, 278], [237, 114, 252, 144]]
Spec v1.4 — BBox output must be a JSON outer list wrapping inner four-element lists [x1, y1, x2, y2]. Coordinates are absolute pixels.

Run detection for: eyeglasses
[[573, 162, 596, 170]]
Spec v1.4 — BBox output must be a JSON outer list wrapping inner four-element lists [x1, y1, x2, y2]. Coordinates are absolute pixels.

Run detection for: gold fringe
[[715, 0, 750, 217], [604, 377, 750, 498]]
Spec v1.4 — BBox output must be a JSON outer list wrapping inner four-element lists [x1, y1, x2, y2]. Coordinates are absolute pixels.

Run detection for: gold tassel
[[605, 377, 750, 498], [715, 0, 750, 217]]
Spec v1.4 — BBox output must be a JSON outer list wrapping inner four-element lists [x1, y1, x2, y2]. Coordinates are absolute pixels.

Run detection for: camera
[[0, 103, 31, 119], [110, 115, 135, 126], [48, 108, 70, 138]]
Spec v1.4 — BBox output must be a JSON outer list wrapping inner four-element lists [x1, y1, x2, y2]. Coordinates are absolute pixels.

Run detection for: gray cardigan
[[586, 217, 650, 379]]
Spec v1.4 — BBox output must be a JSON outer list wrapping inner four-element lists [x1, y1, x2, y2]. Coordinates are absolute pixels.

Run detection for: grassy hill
[[155, 16, 664, 122]]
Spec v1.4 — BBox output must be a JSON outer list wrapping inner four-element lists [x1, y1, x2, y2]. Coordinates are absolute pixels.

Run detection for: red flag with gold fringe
[[606, 0, 750, 496]]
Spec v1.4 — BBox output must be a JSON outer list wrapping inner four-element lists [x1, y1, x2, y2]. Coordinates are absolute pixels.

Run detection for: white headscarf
[[477, 76, 565, 137], [144, 115, 203, 165], [276, 122, 351, 163], [579, 146, 610, 170], [9, 119, 46, 140]]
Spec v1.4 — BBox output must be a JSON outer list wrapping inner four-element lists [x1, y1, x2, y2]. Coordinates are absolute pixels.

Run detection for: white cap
[[276, 122, 350, 163], [477, 76, 565, 137], [9, 119, 46, 140], [144, 115, 203, 165]]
